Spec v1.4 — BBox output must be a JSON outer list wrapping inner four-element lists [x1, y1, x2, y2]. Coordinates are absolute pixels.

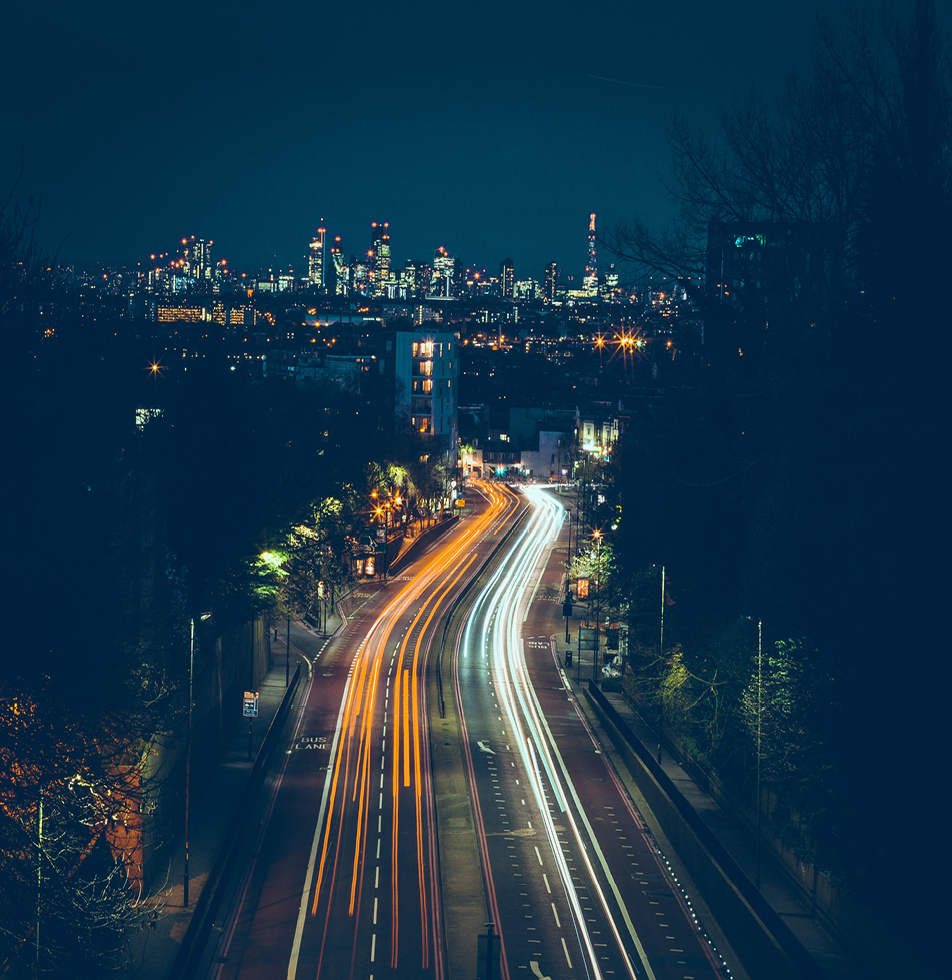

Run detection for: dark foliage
[[603, 1, 949, 955]]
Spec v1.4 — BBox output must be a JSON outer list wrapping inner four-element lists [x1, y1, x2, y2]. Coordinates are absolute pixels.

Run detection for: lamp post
[[35, 786, 43, 980], [658, 564, 665, 764], [565, 510, 573, 642], [184, 612, 210, 908], [593, 530, 601, 683], [755, 616, 763, 889]]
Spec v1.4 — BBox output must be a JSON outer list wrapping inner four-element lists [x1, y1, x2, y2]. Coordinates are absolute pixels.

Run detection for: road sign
[[578, 627, 596, 650], [243, 691, 259, 717], [577, 578, 590, 599]]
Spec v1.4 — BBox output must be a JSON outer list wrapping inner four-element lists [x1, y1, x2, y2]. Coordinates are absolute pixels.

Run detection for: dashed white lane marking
[[543, 873, 551, 894], [561, 938, 573, 968], [534, 846, 543, 866], [370, 934, 376, 961], [376, 838, 381, 859], [373, 896, 378, 924], [551, 903, 561, 928], [374, 867, 379, 888]]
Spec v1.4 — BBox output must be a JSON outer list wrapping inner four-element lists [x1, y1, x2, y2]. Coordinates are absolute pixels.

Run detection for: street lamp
[[752, 615, 763, 889], [565, 510, 573, 642], [593, 530, 601, 683], [658, 564, 665, 764], [740, 613, 765, 888], [184, 612, 211, 909]]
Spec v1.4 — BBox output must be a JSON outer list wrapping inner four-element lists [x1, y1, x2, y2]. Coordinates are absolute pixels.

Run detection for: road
[[452, 485, 733, 980], [204, 481, 521, 980]]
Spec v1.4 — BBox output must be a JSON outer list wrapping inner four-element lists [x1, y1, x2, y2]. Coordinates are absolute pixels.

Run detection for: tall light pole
[[36, 786, 43, 980], [593, 530, 601, 683], [565, 510, 573, 642], [185, 612, 210, 908], [658, 564, 665, 764], [755, 616, 763, 890]]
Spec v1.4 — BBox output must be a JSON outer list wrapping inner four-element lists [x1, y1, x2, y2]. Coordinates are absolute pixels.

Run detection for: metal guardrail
[[586, 681, 823, 980], [169, 662, 302, 980], [435, 502, 530, 717]]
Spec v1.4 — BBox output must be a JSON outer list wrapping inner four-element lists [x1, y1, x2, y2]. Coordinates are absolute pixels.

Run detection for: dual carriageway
[[202, 481, 733, 980]]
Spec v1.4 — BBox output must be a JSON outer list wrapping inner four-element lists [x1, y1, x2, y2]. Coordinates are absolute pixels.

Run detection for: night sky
[[5, 1, 949, 279]]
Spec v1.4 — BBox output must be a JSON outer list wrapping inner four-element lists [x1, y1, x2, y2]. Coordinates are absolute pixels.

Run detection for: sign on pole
[[578, 628, 596, 650], [576, 578, 590, 600], [243, 691, 259, 717]]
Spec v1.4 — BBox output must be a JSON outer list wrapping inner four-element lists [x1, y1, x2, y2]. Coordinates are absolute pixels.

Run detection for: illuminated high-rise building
[[431, 246, 455, 298], [543, 261, 557, 302], [499, 258, 514, 299], [182, 236, 213, 281], [353, 256, 370, 295], [413, 260, 432, 298], [369, 221, 391, 296], [308, 226, 326, 288], [583, 213, 598, 295], [330, 236, 348, 295], [379, 326, 459, 459]]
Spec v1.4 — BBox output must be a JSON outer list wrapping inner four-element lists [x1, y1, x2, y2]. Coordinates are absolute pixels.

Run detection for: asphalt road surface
[[452, 485, 732, 980], [205, 482, 521, 980], [199, 482, 735, 980]]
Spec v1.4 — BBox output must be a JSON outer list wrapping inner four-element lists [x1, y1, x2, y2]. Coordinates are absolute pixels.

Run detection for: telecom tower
[[583, 213, 598, 295]]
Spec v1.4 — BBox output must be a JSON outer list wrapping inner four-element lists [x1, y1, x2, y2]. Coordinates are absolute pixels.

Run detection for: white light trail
[[462, 486, 652, 980]]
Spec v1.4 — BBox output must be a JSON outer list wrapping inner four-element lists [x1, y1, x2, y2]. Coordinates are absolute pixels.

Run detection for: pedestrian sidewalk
[[128, 662, 296, 980], [550, 618, 863, 980]]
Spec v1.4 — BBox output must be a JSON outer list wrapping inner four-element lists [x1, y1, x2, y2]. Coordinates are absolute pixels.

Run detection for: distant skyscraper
[[543, 261, 557, 302], [583, 213, 598, 295], [308, 226, 326, 288], [499, 258, 514, 299], [182, 236, 213, 281], [330, 236, 348, 295], [370, 221, 391, 296], [414, 260, 433, 298], [431, 246, 455, 298]]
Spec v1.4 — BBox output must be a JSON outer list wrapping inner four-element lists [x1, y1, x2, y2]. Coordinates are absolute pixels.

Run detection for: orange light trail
[[307, 481, 520, 978]]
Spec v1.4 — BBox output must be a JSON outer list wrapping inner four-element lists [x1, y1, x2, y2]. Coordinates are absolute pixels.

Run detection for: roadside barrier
[[586, 682, 822, 980], [168, 663, 302, 980]]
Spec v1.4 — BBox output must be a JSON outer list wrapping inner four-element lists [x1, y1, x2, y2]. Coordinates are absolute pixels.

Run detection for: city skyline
[[92, 213, 603, 293], [7, 1, 938, 276]]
